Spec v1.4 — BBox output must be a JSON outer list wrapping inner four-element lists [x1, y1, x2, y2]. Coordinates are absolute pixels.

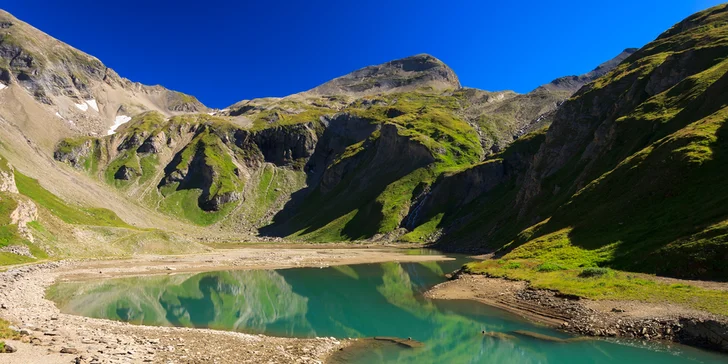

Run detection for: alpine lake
[[47, 251, 728, 363]]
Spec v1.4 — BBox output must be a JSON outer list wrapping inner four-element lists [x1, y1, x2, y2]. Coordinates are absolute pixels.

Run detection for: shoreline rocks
[[428, 273, 728, 354]]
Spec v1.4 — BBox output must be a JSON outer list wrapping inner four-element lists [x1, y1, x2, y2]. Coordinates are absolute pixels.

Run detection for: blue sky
[[1, 0, 723, 108]]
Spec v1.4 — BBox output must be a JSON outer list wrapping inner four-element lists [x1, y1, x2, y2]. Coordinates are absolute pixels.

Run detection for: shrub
[[535, 262, 567, 272], [503, 261, 522, 269], [579, 267, 610, 278]]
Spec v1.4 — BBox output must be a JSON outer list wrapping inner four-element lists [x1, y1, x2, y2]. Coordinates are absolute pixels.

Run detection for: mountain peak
[[536, 48, 637, 94], [304, 54, 461, 96]]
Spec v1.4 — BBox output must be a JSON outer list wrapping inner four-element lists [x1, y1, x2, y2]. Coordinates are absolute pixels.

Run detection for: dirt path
[[426, 273, 728, 353], [0, 247, 453, 364]]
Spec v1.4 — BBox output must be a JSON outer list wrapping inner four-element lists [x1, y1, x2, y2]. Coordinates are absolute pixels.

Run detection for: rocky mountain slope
[[3, 4, 726, 282], [412, 4, 728, 280], [0, 9, 206, 146]]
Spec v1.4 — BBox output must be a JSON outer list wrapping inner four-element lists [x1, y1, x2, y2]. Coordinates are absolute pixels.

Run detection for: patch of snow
[[55, 112, 63, 118], [74, 102, 89, 112], [85, 99, 99, 112], [0, 83, 6, 90], [108, 115, 132, 135], [67, 119, 75, 126]]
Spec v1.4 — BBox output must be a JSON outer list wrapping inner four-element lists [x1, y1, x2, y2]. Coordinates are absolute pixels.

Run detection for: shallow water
[[49, 254, 727, 363]]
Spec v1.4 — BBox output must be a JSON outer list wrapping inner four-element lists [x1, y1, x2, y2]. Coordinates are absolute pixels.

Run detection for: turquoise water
[[49, 256, 727, 363]]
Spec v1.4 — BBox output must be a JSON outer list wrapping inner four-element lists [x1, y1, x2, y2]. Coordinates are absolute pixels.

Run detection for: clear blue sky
[[1, 0, 724, 108]]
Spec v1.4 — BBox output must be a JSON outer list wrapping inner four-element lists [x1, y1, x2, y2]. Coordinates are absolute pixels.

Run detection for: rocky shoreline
[[0, 248, 451, 364], [425, 273, 728, 354]]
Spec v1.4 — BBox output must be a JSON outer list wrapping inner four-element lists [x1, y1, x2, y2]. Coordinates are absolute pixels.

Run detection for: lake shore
[[425, 272, 728, 354], [0, 247, 453, 364]]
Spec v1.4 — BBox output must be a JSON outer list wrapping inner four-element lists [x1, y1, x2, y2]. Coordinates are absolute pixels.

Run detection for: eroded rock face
[[306, 113, 380, 181], [53, 140, 94, 170], [405, 159, 507, 229], [319, 123, 435, 195], [114, 165, 139, 180], [0, 158, 38, 243], [137, 132, 167, 154], [679, 318, 728, 352], [249, 123, 319, 168], [0, 160, 19, 194]]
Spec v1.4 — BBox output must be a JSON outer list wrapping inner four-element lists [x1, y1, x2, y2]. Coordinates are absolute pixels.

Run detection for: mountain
[[410, 4, 728, 280], [303, 54, 461, 96], [0, 9, 207, 142], [538, 48, 638, 93], [2, 4, 726, 282]]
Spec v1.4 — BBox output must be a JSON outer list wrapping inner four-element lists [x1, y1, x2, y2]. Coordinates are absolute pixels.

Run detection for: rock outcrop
[[0, 156, 38, 243]]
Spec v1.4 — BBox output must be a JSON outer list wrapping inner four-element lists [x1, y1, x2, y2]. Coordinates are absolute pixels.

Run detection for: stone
[[3, 343, 17, 353], [61, 347, 79, 354]]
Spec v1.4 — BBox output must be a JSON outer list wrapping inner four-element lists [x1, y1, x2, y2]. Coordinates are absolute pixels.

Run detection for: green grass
[[579, 267, 611, 278], [534, 262, 568, 272], [158, 188, 237, 226], [250, 105, 333, 131], [0, 192, 47, 265], [465, 259, 728, 316], [0, 318, 19, 340], [14, 171, 132, 228], [138, 154, 159, 185], [104, 149, 138, 187], [400, 213, 444, 242]]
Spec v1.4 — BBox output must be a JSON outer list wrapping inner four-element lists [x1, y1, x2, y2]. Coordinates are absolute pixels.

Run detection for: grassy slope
[[14, 171, 132, 228], [272, 92, 484, 241], [457, 3, 728, 307], [465, 260, 728, 316]]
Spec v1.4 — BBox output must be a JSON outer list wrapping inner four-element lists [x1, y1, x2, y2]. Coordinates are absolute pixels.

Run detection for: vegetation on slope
[[429, 3, 728, 281], [464, 260, 728, 316], [263, 91, 485, 241], [14, 171, 132, 228]]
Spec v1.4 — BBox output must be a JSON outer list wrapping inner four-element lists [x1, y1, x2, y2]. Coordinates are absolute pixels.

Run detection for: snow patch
[[108, 115, 132, 135], [0, 83, 7, 90], [85, 99, 99, 112], [55, 112, 63, 118], [74, 102, 89, 112]]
